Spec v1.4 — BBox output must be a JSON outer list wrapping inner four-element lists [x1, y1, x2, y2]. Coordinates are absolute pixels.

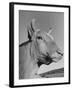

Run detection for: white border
[[14, 4, 69, 86]]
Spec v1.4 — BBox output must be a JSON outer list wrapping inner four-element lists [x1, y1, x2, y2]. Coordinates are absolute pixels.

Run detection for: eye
[[37, 36, 42, 40]]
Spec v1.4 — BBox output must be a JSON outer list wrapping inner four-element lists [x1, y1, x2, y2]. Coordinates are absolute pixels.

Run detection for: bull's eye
[[37, 36, 42, 40]]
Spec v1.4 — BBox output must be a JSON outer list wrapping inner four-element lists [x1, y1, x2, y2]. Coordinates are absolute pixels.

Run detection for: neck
[[23, 43, 39, 78]]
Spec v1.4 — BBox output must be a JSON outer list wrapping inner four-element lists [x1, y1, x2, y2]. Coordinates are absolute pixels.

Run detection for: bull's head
[[27, 19, 63, 66]]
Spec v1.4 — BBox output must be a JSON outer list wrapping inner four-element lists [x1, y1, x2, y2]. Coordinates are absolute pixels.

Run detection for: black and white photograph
[[19, 11, 64, 79], [9, 2, 70, 87]]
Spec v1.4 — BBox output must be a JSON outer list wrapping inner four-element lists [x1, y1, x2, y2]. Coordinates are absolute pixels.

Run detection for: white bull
[[19, 19, 63, 79]]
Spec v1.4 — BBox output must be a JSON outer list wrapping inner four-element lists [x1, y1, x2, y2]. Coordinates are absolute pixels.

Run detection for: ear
[[27, 19, 36, 40]]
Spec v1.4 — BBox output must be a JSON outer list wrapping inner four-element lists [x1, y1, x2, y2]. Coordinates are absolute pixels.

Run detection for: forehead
[[36, 31, 54, 41]]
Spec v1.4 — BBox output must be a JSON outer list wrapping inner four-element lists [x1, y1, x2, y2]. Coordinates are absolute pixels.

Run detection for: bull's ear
[[27, 19, 36, 40]]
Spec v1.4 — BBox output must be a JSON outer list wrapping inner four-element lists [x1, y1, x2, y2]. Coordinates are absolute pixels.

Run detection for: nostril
[[61, 53, 64, 56], [56, 50, 64, 56]]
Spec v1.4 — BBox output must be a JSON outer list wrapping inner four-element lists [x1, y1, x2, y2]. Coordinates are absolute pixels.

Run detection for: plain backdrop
[[0, 0, 72, 90], [19, 10, 64, 51], [19, 10, 64, 73]]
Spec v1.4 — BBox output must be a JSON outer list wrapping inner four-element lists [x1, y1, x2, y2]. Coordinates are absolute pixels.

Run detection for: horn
[[46, 32, 54, 40], [48, 27, 53, 34], [30, 19, 36, 32]]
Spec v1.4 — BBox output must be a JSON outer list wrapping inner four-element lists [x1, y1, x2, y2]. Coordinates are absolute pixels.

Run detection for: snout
[[51, 50, 64, 62], [37, 49, 63, 66], [37, 53, 53, 66]]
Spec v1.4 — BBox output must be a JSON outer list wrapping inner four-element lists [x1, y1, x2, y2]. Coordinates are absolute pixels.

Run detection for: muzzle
[[37, 53, 53, 67]]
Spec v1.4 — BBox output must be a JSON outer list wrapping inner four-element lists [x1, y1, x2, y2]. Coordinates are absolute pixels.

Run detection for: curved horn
[[30, 19, 36, 32], [48, 27, 53, 34]]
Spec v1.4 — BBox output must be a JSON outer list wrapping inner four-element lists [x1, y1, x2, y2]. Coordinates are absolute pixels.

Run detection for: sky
[[19, 10, 64, 73]]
